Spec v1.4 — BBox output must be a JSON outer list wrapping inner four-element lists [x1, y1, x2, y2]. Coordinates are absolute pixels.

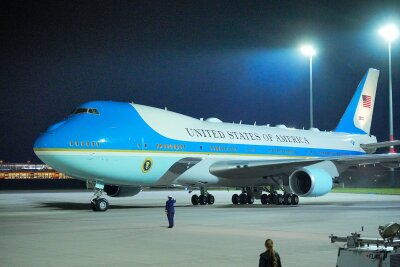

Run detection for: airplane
[[33, 68, 400, 211]]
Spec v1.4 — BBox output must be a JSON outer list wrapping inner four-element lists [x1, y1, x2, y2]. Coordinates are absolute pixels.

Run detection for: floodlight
[[379, 24, 399, 42], [300, 45, 316, 56]]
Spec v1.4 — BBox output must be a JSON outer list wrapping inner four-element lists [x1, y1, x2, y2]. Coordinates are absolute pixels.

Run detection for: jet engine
[[289, 161, 337, 197], [104, 185, 142, 197]]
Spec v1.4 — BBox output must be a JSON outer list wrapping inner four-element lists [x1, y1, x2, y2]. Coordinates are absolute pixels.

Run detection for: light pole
[[301, 45, 316, 128], [379, 24, 399, 153]]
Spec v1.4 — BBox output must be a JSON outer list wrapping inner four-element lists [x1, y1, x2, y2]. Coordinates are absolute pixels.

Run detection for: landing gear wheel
[[247, 195, 254, 204], [232, 194, 239, 205], [239, 193, 248, 204], [275, 194, 284, 205], [94, 198, 109, 212], [199, 195, 207, 205], [191, 194, 199, 205], [207, 194, 215, 205], [268, 193, 276, 204], [283, 194, 292, 205], [291, 194, 299, 205], [261, 194, 269, 205]]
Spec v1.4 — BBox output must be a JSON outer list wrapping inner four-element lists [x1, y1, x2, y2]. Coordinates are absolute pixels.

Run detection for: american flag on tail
[[362, 95, 371, 108]]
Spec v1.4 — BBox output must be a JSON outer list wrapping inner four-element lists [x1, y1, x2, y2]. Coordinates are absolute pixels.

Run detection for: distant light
[[378, 24, 399, 42], [300, 45, 316, 56]]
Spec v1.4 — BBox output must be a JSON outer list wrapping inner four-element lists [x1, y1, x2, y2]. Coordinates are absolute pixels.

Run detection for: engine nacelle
[[289, 163, 336, 197], [104, 185, 141, 197]]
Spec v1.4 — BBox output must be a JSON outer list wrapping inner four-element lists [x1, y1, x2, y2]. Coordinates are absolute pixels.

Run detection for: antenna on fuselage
[[254, 121, 257, 125], [239, 120, 242, 124], [165, 107, 168, 110]]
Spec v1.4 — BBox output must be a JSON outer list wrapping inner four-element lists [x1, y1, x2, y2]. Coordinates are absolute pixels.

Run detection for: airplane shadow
[[40, 202, 166, 210], [40, 202, 192, 210]]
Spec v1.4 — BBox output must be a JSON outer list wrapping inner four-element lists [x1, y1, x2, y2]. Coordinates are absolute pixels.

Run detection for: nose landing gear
[[91, 197, 109, 212], [89, 181, 109, 212]]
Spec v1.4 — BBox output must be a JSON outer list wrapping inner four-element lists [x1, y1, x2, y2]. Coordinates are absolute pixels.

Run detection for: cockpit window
[[71, 108, 100, 115]]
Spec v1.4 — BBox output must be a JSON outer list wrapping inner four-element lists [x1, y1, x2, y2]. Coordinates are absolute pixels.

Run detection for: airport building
[[0, 163, 72, 180], [0, 163, 85, 190]]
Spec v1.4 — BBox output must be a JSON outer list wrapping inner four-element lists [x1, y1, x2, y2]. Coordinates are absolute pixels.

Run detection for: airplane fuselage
[[34, 101, 376, 187]]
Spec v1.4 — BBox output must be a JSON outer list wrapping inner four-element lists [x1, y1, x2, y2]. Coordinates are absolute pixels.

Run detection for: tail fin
[[335, 68, 379, 134]]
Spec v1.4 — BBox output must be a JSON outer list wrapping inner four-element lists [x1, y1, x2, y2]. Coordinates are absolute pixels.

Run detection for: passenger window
[[75, 141, 79, 146]]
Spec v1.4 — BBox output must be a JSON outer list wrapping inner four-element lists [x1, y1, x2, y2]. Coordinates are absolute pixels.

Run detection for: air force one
[[34, 68, 400, 211]]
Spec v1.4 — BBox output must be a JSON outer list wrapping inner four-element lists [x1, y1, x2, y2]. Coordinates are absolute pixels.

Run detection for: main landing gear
[[231, 192, 255, 205], [191, 188, 215, 206], [259, 192, 299, 206], [90, 182, 109, 212], [231, 187, 299, 206]]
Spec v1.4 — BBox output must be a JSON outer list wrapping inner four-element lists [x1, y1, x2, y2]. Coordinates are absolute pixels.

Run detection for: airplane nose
[[33, 121, 67, 150], [33, 132, 55, 150]]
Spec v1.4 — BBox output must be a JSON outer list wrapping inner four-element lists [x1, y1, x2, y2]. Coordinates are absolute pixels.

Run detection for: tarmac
[[0, 190, 399, 267]]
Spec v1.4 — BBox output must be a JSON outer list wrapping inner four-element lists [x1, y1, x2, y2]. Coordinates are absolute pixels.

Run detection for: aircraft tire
[[275, 194, 284, 205], [232, 194, 239, 205], [268, 193, 276, 204], [207, 194, 215, 205], [260, 194, 269, 205], [283, 194, 292, 205], [291, 194, 299, 205], [95, 198, 109, 212], [247, 195, 254, 204], [90, 201, 97, 211], [199, 195, 207, 205], [191, 194, 199, 205], [239, 193, 247, 204]]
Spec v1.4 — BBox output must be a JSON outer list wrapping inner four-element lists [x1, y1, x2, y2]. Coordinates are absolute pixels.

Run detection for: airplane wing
[[361, 140, 400, 153], [209, 153, 400, 179]]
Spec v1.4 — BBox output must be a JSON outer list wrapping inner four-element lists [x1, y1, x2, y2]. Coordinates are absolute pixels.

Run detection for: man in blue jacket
[[165, 195, 176, 228]]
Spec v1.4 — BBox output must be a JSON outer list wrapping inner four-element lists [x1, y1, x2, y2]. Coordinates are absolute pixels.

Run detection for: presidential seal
[[142, 158, 153, 173]]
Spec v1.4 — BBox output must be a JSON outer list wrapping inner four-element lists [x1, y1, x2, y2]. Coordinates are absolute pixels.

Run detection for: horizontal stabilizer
[[361, 140, 400, 153]]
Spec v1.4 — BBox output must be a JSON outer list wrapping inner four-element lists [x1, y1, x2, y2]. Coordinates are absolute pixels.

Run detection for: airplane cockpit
[[70, 107, 100, 115]]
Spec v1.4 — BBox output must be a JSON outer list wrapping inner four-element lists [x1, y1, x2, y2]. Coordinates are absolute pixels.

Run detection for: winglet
[[335, 68, 379, 134]]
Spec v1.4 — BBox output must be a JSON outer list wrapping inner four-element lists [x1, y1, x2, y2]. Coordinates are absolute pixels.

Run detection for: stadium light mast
[[300, 45, 317, 128], [379, 23, 399, 153]]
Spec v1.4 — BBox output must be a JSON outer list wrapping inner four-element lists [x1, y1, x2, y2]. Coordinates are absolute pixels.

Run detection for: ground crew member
[[259, 239, 282, 267], [165, 195, 176, 228]]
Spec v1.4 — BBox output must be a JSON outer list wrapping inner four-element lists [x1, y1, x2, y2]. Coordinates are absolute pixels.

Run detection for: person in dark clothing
[[165, 195, 176, 228], [259, 239, 282, 267]]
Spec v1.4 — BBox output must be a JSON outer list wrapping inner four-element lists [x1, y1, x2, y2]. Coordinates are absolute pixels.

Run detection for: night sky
[[1, 0, 400, 163]]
